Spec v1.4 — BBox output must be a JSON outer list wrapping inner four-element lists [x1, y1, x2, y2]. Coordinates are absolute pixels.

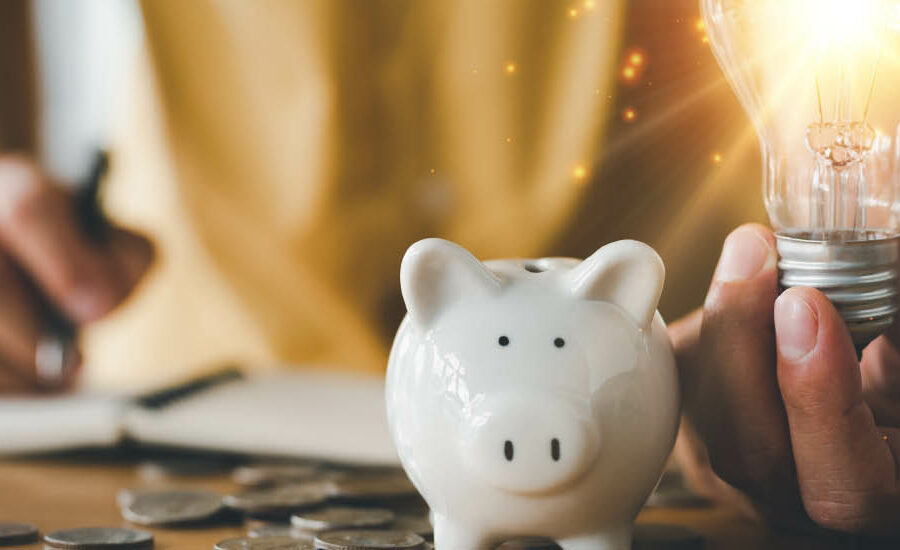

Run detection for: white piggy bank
[[386, 238, 680, 550]]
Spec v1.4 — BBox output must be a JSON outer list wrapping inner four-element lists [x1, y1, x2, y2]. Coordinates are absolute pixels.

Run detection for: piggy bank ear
[[401, 238, 501, 328], [566, 240, 664, 329]]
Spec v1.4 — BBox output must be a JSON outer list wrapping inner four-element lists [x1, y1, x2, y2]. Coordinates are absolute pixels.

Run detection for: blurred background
[[0, 0, 766, 391]]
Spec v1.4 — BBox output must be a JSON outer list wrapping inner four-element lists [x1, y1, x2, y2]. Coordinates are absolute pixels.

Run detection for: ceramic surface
[[386, 238, 680, 550]]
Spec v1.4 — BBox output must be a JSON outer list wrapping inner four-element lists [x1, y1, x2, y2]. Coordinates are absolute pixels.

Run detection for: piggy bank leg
[[432, 513, 496, 550], [558, 528, 631, 550]]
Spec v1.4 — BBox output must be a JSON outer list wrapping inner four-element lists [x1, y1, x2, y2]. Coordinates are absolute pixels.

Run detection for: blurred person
[[2, 0, 899, 538], [1, 0, 627, 391]]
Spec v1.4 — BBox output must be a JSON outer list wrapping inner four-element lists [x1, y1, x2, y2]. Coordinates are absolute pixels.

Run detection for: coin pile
[[5, 456, 705, 549], [116, 460, 432, 549]]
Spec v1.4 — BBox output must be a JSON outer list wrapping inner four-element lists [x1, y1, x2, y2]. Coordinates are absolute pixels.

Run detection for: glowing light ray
[[654, 43, 816, 256]]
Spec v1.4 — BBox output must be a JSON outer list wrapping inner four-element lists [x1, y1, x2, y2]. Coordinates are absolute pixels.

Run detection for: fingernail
[[67, 289, 115, 322], [775, 292, 818, 361], [715, 227, 774, 282]]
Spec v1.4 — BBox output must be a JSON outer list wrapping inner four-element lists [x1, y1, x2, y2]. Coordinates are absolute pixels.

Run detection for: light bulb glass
[[702, 0, 900, 241]]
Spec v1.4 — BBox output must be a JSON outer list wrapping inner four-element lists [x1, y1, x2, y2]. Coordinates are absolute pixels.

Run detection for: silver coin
[[0, 522, 39, 544], [225, 482, 330, 513], [215, 536, 314, 549], [234, 463, 321, 486], [121, 488, 223, 525], [389, 516, 432, 538], [137, 457, 232, 481], [291, 506, 394, 532], [43, 527, 154, 549], [327, 473, 417, 501], [116, 488, 149, 509], [248, 525, 315, 541], [314, 530, 424, 550]]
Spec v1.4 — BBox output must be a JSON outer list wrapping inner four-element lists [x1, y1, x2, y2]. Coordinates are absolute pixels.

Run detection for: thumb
[[775, 287, 900, 533]]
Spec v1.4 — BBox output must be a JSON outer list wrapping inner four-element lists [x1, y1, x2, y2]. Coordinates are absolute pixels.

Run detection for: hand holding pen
[[0, 152, 154, 393]]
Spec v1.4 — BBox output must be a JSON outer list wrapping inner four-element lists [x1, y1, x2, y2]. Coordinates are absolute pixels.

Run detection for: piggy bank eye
[[554, 337, 566, 348], [498, 335, 510, 347]]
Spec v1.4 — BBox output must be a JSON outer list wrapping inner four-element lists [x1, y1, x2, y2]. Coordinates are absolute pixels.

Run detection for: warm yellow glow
[[807, 0, 886, 51], [568, 8, 579, 18], [622, 107, 637, 123], [629, 52, 644, 66], [708, 0, 898, 138], [505, 137, 512, 143], [583, 0, 595, 10], [572, 165, 588, 180], [702, 0, 900, 235], [622, 66, 636, 80], [505, 62, 517, 75], [701, 35, 709, 45], [695, 18, 705, 32]]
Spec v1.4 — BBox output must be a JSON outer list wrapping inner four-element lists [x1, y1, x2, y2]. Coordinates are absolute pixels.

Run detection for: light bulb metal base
[[776, 231, 900, 352]]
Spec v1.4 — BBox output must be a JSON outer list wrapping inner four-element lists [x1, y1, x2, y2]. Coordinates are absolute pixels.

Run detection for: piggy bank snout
[[464, 393, 599, 495]]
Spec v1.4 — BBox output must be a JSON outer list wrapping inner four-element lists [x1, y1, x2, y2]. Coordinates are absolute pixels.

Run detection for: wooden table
[[0, 455, 890, 549]]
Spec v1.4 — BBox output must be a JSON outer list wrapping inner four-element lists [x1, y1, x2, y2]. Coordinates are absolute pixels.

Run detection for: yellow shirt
[[83, 0, 625, 391]]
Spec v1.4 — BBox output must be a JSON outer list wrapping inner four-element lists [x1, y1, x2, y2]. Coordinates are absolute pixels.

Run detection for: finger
[[671, 309, 777, 518], [106, 227, 155, 290], [859, 334, 900, 426], [0, 157, 127, 323], [0, 253, 81, 389], [775, 287, 900, 534], [669, 308, 702, 380], [688, 225, 797, 495], [0, 364, 32, 394], [673, 418, 758, 518]]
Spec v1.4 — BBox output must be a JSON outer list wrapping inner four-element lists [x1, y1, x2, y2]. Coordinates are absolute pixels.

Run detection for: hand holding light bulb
[[664, 0, 900, 535], [671, 224, 900, 535]]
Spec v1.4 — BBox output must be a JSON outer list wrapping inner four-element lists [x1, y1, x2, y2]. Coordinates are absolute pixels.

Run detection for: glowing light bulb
[[703, 0, 900, 348]]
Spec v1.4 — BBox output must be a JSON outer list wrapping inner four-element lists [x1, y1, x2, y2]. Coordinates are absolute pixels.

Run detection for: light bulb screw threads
[[776, 231, 900, 352]]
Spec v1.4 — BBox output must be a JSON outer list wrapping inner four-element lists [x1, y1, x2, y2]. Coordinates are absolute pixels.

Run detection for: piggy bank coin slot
[[523, 263, 546, 273]]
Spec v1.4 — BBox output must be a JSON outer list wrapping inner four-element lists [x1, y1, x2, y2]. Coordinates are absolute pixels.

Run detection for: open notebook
[[0, 368, 398, 466]]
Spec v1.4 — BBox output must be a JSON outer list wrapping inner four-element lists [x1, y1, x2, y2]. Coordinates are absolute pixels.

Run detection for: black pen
[[35, 150, 110, 385]]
